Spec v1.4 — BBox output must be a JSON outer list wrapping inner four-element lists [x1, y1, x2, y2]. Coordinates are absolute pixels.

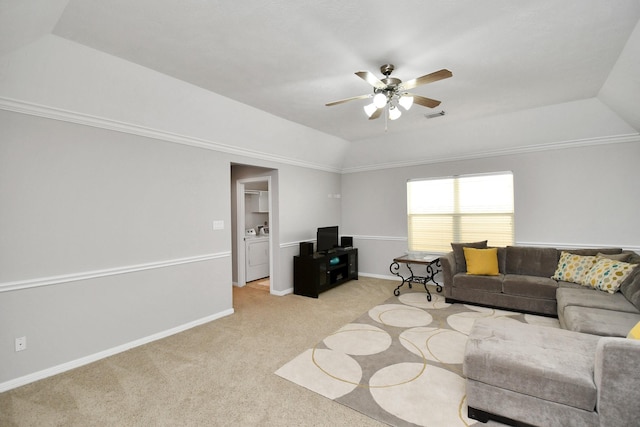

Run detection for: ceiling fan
[[326, 64, 452, 121]]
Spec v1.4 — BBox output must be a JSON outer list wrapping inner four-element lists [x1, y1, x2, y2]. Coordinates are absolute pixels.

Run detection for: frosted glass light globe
[[389, 106, 402, 120], [399, 95, 414, 110], [373, 93, 387, 108]]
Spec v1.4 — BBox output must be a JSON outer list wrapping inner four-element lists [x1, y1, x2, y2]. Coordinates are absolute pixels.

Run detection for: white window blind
[[407, 172, 514, 253]]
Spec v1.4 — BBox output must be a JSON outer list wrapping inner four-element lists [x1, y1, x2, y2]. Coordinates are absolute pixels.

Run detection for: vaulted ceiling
[[2, 1, 639, 150]]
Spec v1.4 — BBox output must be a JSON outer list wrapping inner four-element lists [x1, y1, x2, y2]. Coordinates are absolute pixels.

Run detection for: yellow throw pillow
[[463, 247, 499, 276], [628, 321, 640, 340]]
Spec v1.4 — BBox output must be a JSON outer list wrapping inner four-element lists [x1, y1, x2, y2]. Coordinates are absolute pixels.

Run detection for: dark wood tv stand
[[293, 247, 358, 298]]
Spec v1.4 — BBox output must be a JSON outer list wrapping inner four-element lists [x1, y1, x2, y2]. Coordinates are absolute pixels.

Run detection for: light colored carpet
[[246, 277, 270, 290], [0, 277, 404, 426], [276, 291, 560, 427]]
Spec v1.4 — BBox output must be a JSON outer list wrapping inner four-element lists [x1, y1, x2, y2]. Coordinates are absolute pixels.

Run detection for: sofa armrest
[[594, 337, 640, 425], [440, 252, 456, 297]]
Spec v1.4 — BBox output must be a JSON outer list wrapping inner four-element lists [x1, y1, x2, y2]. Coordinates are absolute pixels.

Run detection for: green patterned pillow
[[551, 251, 597, 285], [582, 257, 638, 294]]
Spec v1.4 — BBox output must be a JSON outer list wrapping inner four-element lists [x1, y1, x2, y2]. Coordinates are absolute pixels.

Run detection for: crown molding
[[0, 97, 342, 173], [341, 133, 640, 174], [2, 97, 638, 175]]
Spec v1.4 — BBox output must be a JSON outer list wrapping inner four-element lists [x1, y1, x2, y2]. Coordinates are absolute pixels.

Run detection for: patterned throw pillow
[[551, 251, 597, 285], [582, 257, 638, 294]]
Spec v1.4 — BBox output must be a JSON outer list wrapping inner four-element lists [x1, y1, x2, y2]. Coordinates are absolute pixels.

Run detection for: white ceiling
[[3, 1, 640, 143]]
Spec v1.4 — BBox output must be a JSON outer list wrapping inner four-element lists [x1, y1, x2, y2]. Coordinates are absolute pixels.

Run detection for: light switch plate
[[213, 220, 224, 230]]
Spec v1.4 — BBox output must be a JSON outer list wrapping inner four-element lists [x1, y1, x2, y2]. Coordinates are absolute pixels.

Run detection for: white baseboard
[[0, 308, 234, 393], [359, 272, 403, 281], [271, 287, 293, 296]]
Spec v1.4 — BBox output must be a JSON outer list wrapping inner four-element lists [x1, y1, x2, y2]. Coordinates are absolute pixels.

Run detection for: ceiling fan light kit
[[388, 105, 402, 121], [398, 95, 414, 110], [363, 103, 378, 118], [327, 63, 452, 125], [372, 93, 387, 108]]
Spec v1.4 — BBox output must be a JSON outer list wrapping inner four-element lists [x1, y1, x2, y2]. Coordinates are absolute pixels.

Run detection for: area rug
[[275, 290, 559, 427]]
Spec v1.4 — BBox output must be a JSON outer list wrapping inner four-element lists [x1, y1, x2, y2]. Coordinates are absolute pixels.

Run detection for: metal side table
[[389, 254, 442, 301]]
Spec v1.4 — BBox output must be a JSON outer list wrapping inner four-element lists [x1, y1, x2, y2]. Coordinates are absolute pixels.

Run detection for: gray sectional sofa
[[441, 244, 640, 336], [440, 243, 640, 426], [465, 317, 640, 427]]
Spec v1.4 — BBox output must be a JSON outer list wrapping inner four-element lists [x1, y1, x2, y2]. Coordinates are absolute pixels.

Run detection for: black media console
[[293, 247, 358, 298]]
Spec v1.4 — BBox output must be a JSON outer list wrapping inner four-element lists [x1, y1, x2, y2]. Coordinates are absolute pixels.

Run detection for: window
[[407, 172, 514, 253]]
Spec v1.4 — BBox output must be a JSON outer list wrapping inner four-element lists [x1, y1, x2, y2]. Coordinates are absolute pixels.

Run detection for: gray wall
[[341, 140, 640, 277], [0, 34, 349, 388], [229, 163, 342, 294], [0, 110, 343, 387], [0, 110, 232, 384]]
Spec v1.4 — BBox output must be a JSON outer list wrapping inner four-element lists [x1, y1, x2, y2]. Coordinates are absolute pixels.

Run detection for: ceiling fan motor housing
[[382, 77, 401, 88], [380, 64, 395, 76]]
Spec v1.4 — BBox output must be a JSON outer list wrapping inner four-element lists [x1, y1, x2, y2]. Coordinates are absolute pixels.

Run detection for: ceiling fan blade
[[368, 108, 383, 120], [410, 94, 442, 108], [355, 71, 387, 89], [399, 69, 452, 91], [325, 94, 371, 106]]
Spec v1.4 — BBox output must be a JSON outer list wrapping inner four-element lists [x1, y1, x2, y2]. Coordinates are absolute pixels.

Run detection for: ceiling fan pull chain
[[385, 105, 388, 132]]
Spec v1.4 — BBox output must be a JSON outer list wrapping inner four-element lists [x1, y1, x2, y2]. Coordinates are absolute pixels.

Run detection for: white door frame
[[236, 176, 272, 290]]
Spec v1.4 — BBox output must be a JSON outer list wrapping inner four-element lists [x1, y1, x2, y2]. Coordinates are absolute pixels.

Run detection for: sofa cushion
[[451, 240, 487, 274], [464, 318, 599, 411], [556, 287, 640, 316], [463, 247, 499, 275], [597, 252, 632, 262], [562, 306, 640, 337], [505, 246, 558, 277], [564, 248, 623, 256], [551, 251, 596, 285], [582, 258, 638, 294], [503, 274, 557, 300], [620, 266, 640, 311], [557, 280, 584, 289], [453, 273, 503, 293]]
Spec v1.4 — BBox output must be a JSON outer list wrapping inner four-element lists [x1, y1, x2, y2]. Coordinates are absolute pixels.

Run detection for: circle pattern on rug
[[323, 323, 392, 356], [399, 292, 451, 310], [400, 327, 468, 364], [274, 348, 360, 399], [369, 304, 433, 328], [369, 363, 472, 426], [447, 305, 519, 334]]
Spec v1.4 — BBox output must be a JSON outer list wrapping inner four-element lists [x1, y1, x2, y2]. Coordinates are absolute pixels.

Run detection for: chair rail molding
[[0, 252, 231, 293]]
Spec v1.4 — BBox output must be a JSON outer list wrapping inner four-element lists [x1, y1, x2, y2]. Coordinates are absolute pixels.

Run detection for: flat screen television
[[317, 226, 339, 253]]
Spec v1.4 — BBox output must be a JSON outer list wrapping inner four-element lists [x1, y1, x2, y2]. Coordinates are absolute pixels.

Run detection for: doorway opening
[[231, 164, 278, 294]]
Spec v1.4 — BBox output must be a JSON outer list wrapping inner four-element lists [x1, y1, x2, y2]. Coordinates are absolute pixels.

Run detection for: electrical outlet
[[15, 336, 26, 352]]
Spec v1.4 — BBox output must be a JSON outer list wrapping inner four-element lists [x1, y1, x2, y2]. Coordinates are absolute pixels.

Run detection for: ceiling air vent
[[425, 111, 445, 119]]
